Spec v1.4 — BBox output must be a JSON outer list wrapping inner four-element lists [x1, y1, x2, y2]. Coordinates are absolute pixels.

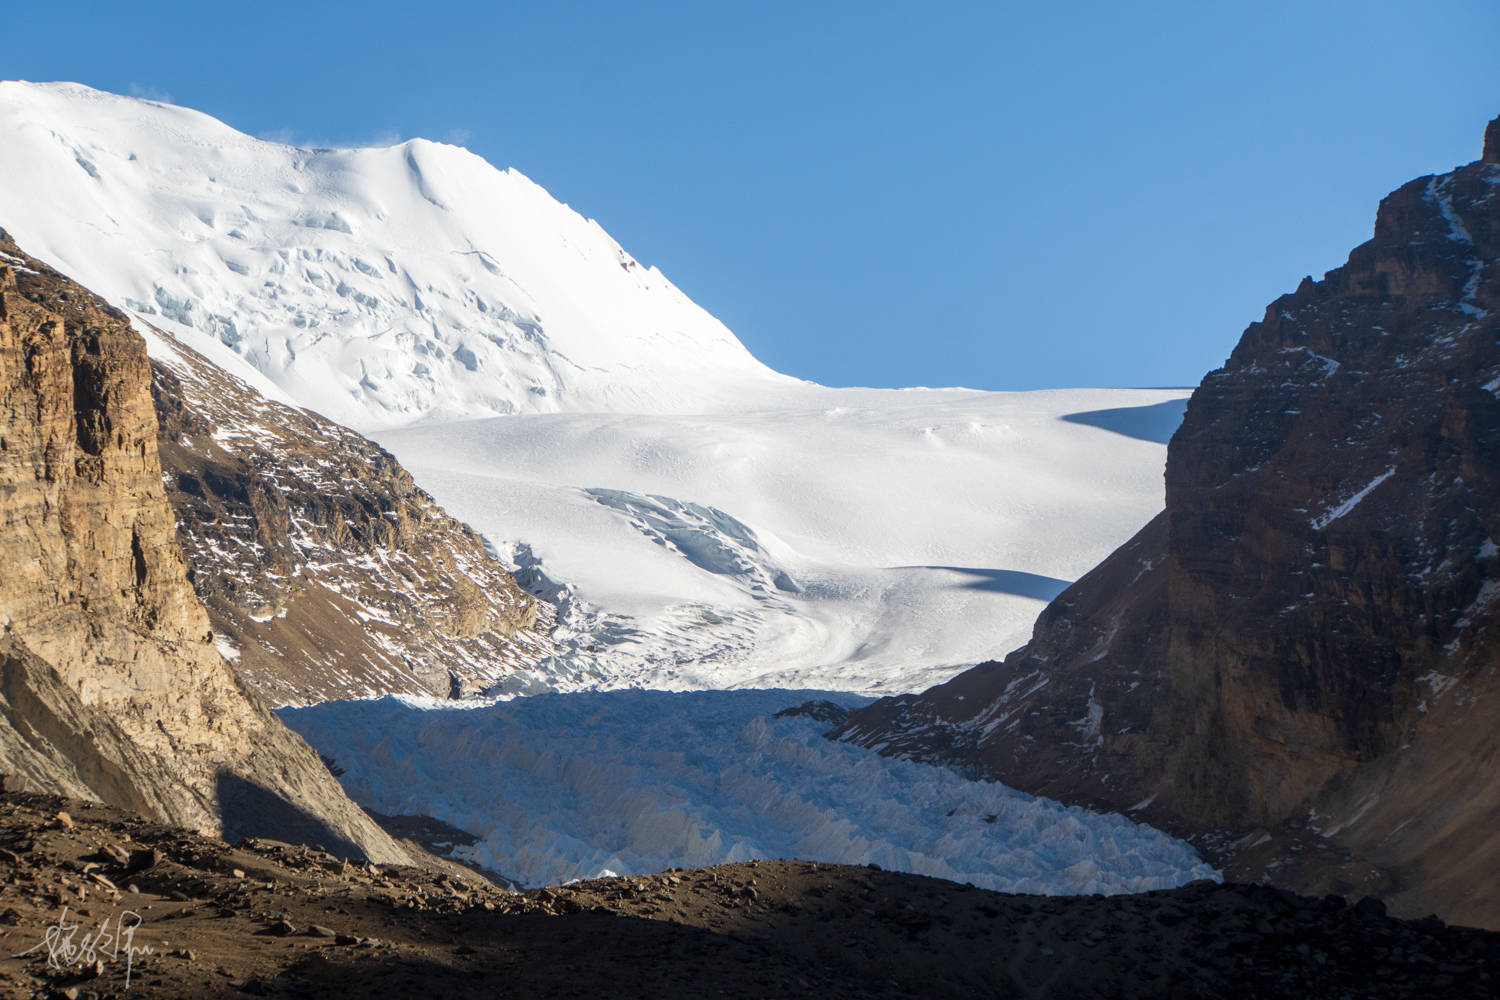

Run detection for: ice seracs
[[284, 689, 1219, 893]]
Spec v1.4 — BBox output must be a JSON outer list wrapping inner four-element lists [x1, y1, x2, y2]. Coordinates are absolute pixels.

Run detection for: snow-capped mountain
[[0, 81, 788, 429], [0, 81, 1188, 693], [0, 81, 1223, 896]]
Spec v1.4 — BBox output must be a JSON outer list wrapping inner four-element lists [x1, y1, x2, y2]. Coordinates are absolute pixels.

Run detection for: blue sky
[[7, 1, 1500, 390]]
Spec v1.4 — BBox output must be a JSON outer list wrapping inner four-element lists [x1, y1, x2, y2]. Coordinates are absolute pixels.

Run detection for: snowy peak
[[0, 80, 789, 429]]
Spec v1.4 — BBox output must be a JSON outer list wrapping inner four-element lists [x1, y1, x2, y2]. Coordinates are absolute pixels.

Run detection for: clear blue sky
[[7, 1, 1500, 390]]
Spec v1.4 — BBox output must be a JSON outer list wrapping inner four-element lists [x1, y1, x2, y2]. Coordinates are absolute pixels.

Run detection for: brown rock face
[[0, 233, 404, 861], [838, 119, 1500, 927], [147, 325, 554, 705]]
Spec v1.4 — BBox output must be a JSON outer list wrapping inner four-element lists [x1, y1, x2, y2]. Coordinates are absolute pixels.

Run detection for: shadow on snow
[[1060, 398, 1188, 444], [896, 566, 1070, 601]]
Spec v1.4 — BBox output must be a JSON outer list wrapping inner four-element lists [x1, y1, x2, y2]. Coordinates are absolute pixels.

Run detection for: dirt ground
[[0, 793, 1494, 999]]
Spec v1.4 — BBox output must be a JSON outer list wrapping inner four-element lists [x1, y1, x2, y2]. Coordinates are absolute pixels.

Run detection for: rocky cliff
[[0, 232, 405, 861], [838, 117, 1500, 928], [147, 324, 555, 706]]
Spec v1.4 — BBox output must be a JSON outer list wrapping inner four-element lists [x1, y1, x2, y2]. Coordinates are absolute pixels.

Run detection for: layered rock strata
[[0, 232, 404, 861], [147, 324, 554, 705]]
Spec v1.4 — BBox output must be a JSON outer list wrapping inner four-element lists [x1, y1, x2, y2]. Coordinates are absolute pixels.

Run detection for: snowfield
[[283, 690, 1218, 893], [379, 386, 1187, 693], [0, 81, 1188, 694]]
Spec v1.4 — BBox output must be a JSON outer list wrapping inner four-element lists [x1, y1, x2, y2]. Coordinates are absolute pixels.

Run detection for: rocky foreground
[[0, 794, 1495, 999]]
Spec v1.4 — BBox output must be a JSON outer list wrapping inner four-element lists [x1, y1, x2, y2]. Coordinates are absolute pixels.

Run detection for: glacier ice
[[282, 690, 1218, 893]]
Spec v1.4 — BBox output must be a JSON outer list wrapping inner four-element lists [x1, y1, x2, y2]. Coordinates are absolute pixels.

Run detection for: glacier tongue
[[283, 690, 1219, 893], [0, 80, 789, 429]]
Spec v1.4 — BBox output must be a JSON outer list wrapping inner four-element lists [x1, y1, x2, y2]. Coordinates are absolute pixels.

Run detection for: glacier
[[383, 386, 1186, 693], [0, 80, 1187, 694], [282, 690, 1218, 893], [0, 80, 1214, 892]]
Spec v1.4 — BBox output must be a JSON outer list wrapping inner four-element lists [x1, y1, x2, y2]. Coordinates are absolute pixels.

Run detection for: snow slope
[[283, 690, 1218, 892], [382, 387, 1186, 693], [0, 81, 788, 429], [0, 81, 1188, 692]]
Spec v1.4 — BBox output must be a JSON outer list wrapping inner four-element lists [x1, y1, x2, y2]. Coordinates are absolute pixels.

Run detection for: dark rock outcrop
[[146, 324, 555, 705], [773, 699, 852, 727], [0, 232, 405, 861], [837, 115, 1500, 928]]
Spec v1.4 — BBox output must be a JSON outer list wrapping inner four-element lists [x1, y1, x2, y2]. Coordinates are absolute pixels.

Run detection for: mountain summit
[[0, 80, 792, 429]]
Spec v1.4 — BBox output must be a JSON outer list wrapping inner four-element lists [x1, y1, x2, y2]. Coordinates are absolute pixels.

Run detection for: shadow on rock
[[216, 770, 366, 861]]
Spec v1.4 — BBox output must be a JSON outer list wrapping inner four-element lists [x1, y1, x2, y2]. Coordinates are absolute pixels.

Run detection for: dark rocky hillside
[[147, 324, 555, 705], [837, 116, 1500, 929], [0, 232, 402, 862], [1, 791, 1496, 999]]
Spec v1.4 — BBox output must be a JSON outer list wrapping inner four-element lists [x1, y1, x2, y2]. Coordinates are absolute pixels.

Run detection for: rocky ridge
[[146, 323, 555, 705], [1, 791, 1496, 999], [0, 232, 404, 863], [837, 116, 1500, 928]]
